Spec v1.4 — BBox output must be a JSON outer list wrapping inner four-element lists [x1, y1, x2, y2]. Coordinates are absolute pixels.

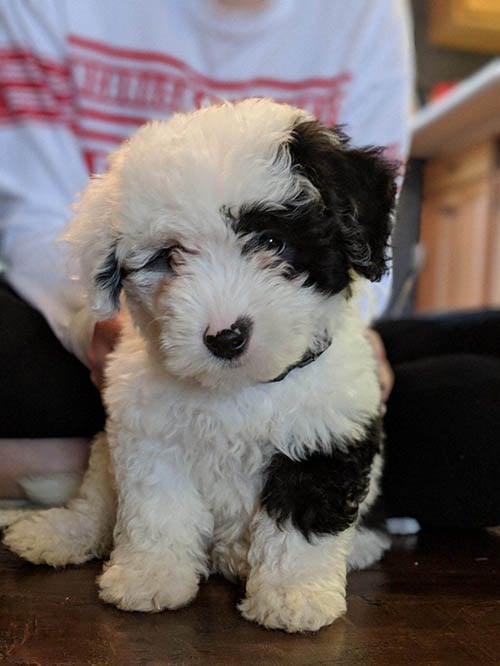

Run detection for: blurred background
[[392, 0, 500, 318]]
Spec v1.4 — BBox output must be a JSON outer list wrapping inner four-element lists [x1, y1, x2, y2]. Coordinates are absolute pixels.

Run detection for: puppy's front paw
[[3, 509, 108, 566], [239, 584, 346, 633], [98, 559, 199, 612]]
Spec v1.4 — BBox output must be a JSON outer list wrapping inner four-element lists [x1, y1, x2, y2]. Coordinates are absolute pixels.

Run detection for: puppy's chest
[[181, 410, 273, 514]]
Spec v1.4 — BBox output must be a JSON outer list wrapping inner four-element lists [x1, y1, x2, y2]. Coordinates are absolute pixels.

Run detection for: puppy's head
[[68, 99, 397, 389]]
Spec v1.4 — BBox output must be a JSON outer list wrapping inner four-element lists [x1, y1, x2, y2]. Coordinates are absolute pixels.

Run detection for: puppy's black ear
[[289, 120, 398, 282], [93, 243, 122, 316]]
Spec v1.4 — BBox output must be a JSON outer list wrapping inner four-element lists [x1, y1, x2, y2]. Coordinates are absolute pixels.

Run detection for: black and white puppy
[[3, 99, 397, 632]]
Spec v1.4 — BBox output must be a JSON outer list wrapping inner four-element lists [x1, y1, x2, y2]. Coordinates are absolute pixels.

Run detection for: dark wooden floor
[[1, 529, 499, 665]]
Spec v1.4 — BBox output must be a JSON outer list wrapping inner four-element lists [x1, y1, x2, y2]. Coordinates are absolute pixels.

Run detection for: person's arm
[[0, 0, 95, 364]]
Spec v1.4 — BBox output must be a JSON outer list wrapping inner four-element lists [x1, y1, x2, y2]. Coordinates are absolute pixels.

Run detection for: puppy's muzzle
[[203, 317, 252, 360]]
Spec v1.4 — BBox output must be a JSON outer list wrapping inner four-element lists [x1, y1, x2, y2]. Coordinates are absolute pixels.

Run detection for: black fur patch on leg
[[261, 418, 382, 540]]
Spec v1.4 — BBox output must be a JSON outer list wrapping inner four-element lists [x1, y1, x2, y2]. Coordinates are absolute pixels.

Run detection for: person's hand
[[87, 315, 124, 390], [366, 329, 394, 404]]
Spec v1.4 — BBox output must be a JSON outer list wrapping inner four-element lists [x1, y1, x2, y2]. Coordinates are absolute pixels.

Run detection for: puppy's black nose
[[204, 317, 252, 360]]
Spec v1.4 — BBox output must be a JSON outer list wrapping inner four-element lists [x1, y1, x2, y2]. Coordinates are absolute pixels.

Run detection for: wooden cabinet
[[416, 139, 500, 311], [411, 62, 500, 313], [429, 0, 500, 54], [486, 173, 500, 303]]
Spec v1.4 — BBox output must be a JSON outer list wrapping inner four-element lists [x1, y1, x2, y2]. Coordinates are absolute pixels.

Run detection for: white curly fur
[[2, 100, 389, 633]]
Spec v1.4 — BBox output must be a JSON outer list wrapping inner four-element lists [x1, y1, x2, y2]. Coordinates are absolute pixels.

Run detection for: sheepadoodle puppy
[[3, 99, 397, 633]]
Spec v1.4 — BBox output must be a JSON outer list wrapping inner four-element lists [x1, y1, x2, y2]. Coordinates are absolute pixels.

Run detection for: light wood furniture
[[416, 140, 499, 311], [411, 61, 500, 312], [429, 0, 500, 55], [487, 172, 500, 303]]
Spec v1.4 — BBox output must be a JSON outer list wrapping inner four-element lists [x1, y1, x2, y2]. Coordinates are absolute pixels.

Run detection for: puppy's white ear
[[65, 149, 127, 319]]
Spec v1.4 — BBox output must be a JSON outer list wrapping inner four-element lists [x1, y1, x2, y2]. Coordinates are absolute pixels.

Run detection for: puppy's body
[[3, 99, 396, 632], [98, 305, 382, 630]]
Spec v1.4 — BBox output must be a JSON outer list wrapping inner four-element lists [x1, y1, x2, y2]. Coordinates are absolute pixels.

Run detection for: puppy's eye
[[260, 234, 287, 256], [143, 245, 182, 272], [241, 231, 292, 261]]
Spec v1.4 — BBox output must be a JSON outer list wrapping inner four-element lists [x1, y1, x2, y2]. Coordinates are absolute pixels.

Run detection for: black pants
[[1, 280, 499, 528], [374, 311, 500, 528], [0, 281, 105, 438]]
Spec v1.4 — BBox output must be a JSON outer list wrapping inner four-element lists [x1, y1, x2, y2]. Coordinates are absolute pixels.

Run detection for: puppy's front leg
[[98, 441, 212, 613], [240, 511, 353, 633], [239, 436, 380, 633]]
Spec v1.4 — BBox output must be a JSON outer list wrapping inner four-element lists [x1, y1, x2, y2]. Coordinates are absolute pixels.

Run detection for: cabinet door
[[486, 174, 500, 305], [416, 179, 492, 312]]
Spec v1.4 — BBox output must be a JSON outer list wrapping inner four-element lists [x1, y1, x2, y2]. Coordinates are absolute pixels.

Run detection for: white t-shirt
[[0, 0, 414, 363]]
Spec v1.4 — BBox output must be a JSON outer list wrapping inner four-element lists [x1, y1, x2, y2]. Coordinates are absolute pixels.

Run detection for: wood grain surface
[[1, 529, 499, 665]]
